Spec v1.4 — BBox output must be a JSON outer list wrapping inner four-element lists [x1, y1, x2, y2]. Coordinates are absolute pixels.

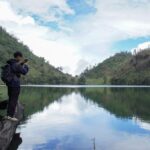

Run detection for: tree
[[78, 76, 86, 85]]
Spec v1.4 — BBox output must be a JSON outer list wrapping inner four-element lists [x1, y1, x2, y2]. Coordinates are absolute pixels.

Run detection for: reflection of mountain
[[19, 87, 73, 117], [17, 92, 97, 150], [15, 87, 150, 121], [79, 88, 150, 122], [16, 89, 150, 150], [133, 117, 150, 131], [1, 86, 150, 123], [9, 87, 150, 123]]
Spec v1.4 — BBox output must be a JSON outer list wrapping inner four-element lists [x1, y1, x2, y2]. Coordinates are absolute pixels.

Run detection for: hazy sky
[[0, 0, 150, 75]]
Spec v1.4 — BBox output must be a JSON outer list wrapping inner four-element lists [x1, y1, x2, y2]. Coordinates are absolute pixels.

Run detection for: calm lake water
[[1, 86, 150, 150]]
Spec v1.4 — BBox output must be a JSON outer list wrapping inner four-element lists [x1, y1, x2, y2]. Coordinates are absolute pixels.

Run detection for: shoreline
[[1, 84, 150, 88]]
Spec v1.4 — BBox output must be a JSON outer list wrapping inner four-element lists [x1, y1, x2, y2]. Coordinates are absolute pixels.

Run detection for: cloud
[[0, 1, 35, 25], [1, 0, 150, 75], [72, 0, 150, 47], [7, 0, 74, 22], [0, 0, 80, 75], [134, 117, 150, 131], [69, 0, 150, 70], [75, 59, 90, 75], [131, 41, 150, 54]]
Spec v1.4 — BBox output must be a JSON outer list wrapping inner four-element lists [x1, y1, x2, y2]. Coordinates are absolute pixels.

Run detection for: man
[[5, 51, 29, 121]]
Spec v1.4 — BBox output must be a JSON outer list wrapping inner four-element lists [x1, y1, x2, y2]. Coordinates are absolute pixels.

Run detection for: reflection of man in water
[[7, 133, 22, 150]]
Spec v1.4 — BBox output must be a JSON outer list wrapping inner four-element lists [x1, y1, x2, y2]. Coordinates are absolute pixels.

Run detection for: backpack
[[1, 64, 14, 83]]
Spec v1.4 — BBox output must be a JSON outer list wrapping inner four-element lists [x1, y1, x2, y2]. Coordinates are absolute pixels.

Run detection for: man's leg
[[7, 86, 11, 115], [7, 86, 20, 117]]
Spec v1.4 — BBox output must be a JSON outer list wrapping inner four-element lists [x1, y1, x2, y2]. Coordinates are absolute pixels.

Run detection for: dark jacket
[[6, 59, 29, 87]]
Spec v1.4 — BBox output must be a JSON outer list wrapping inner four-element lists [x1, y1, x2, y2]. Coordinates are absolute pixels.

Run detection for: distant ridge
[[81, 49, 150, 85]]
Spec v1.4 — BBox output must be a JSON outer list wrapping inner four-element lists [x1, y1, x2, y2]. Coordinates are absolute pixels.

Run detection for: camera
[[24, 59, 28, 63], [20, 59, 28, 65]]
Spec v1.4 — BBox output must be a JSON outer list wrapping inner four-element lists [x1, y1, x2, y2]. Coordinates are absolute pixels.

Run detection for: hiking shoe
[[4, 116, 18, 122]]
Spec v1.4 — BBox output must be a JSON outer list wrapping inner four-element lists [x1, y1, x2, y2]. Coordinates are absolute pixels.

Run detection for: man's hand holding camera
[[19, 59, 29, 65]]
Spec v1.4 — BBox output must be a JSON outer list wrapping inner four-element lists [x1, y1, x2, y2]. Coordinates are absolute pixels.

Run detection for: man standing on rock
[[1, 51, 29, 121]]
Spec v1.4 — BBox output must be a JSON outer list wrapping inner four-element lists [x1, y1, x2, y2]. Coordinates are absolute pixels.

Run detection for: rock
[[0, 101, 24, 150]]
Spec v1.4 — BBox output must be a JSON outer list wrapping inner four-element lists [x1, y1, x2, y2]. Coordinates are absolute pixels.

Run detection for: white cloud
[[0, 0, 80, 75], [131, 41, 150, 54], [1, 0, 150, 75], [134, 117, 150, 131], [0, 1, 35, 25], [72, 0, 150, 48], [7, 0, 74, 22], [75, 59, 90, 75], [69, 0, 150, 70], [138, 42, 150, 49]]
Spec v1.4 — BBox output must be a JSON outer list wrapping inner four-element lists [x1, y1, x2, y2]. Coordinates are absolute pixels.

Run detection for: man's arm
[[12, 63, 29, 75], [18, 64, 29, 75]]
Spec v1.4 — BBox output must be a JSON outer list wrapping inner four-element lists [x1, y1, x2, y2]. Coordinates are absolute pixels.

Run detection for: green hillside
[[79, 88, 150, 121], [82, 49, 150, 85], [0, 27, 74, 84], [81, 52, 132, 84], [111, 49, 150, 85]]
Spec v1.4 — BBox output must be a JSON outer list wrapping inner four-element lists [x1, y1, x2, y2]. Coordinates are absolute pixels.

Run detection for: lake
[[1, 86, 150, 150]]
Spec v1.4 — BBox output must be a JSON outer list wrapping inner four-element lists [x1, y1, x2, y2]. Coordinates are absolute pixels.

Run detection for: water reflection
[[1, 87, 150, 149], [18, 92, 99, 149], [7, 133, 22, 150], [19, 87, 74, 118], [80, 88, 150, 121]]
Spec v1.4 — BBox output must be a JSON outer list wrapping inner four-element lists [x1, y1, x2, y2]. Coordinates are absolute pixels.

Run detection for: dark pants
[[7, 86, 20, 117]]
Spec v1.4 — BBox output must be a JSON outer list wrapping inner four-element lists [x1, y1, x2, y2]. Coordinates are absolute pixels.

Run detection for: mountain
[[81, 52, 132, 84], [111, 49, 150, 85], [2, 26, 150, 85], [82, 49, 150, 85], [0, 27, 74, 84]]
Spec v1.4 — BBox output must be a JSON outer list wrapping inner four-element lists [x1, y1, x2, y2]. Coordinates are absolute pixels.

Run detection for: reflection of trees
[[79, 88, 150, 121], [0, 86, 65, 150], [1, 86, 150, 123], [19, 87, 73, 118]]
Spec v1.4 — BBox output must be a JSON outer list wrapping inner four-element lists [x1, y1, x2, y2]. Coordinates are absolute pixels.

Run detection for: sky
[[1, 0, 150, 75]]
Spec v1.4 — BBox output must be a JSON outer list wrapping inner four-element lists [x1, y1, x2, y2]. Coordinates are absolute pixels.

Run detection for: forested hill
[[0, 27, 74, 84], [81, 52, 132, 84], [111, 49, 150, 85], [81, 49, 150, 85]]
